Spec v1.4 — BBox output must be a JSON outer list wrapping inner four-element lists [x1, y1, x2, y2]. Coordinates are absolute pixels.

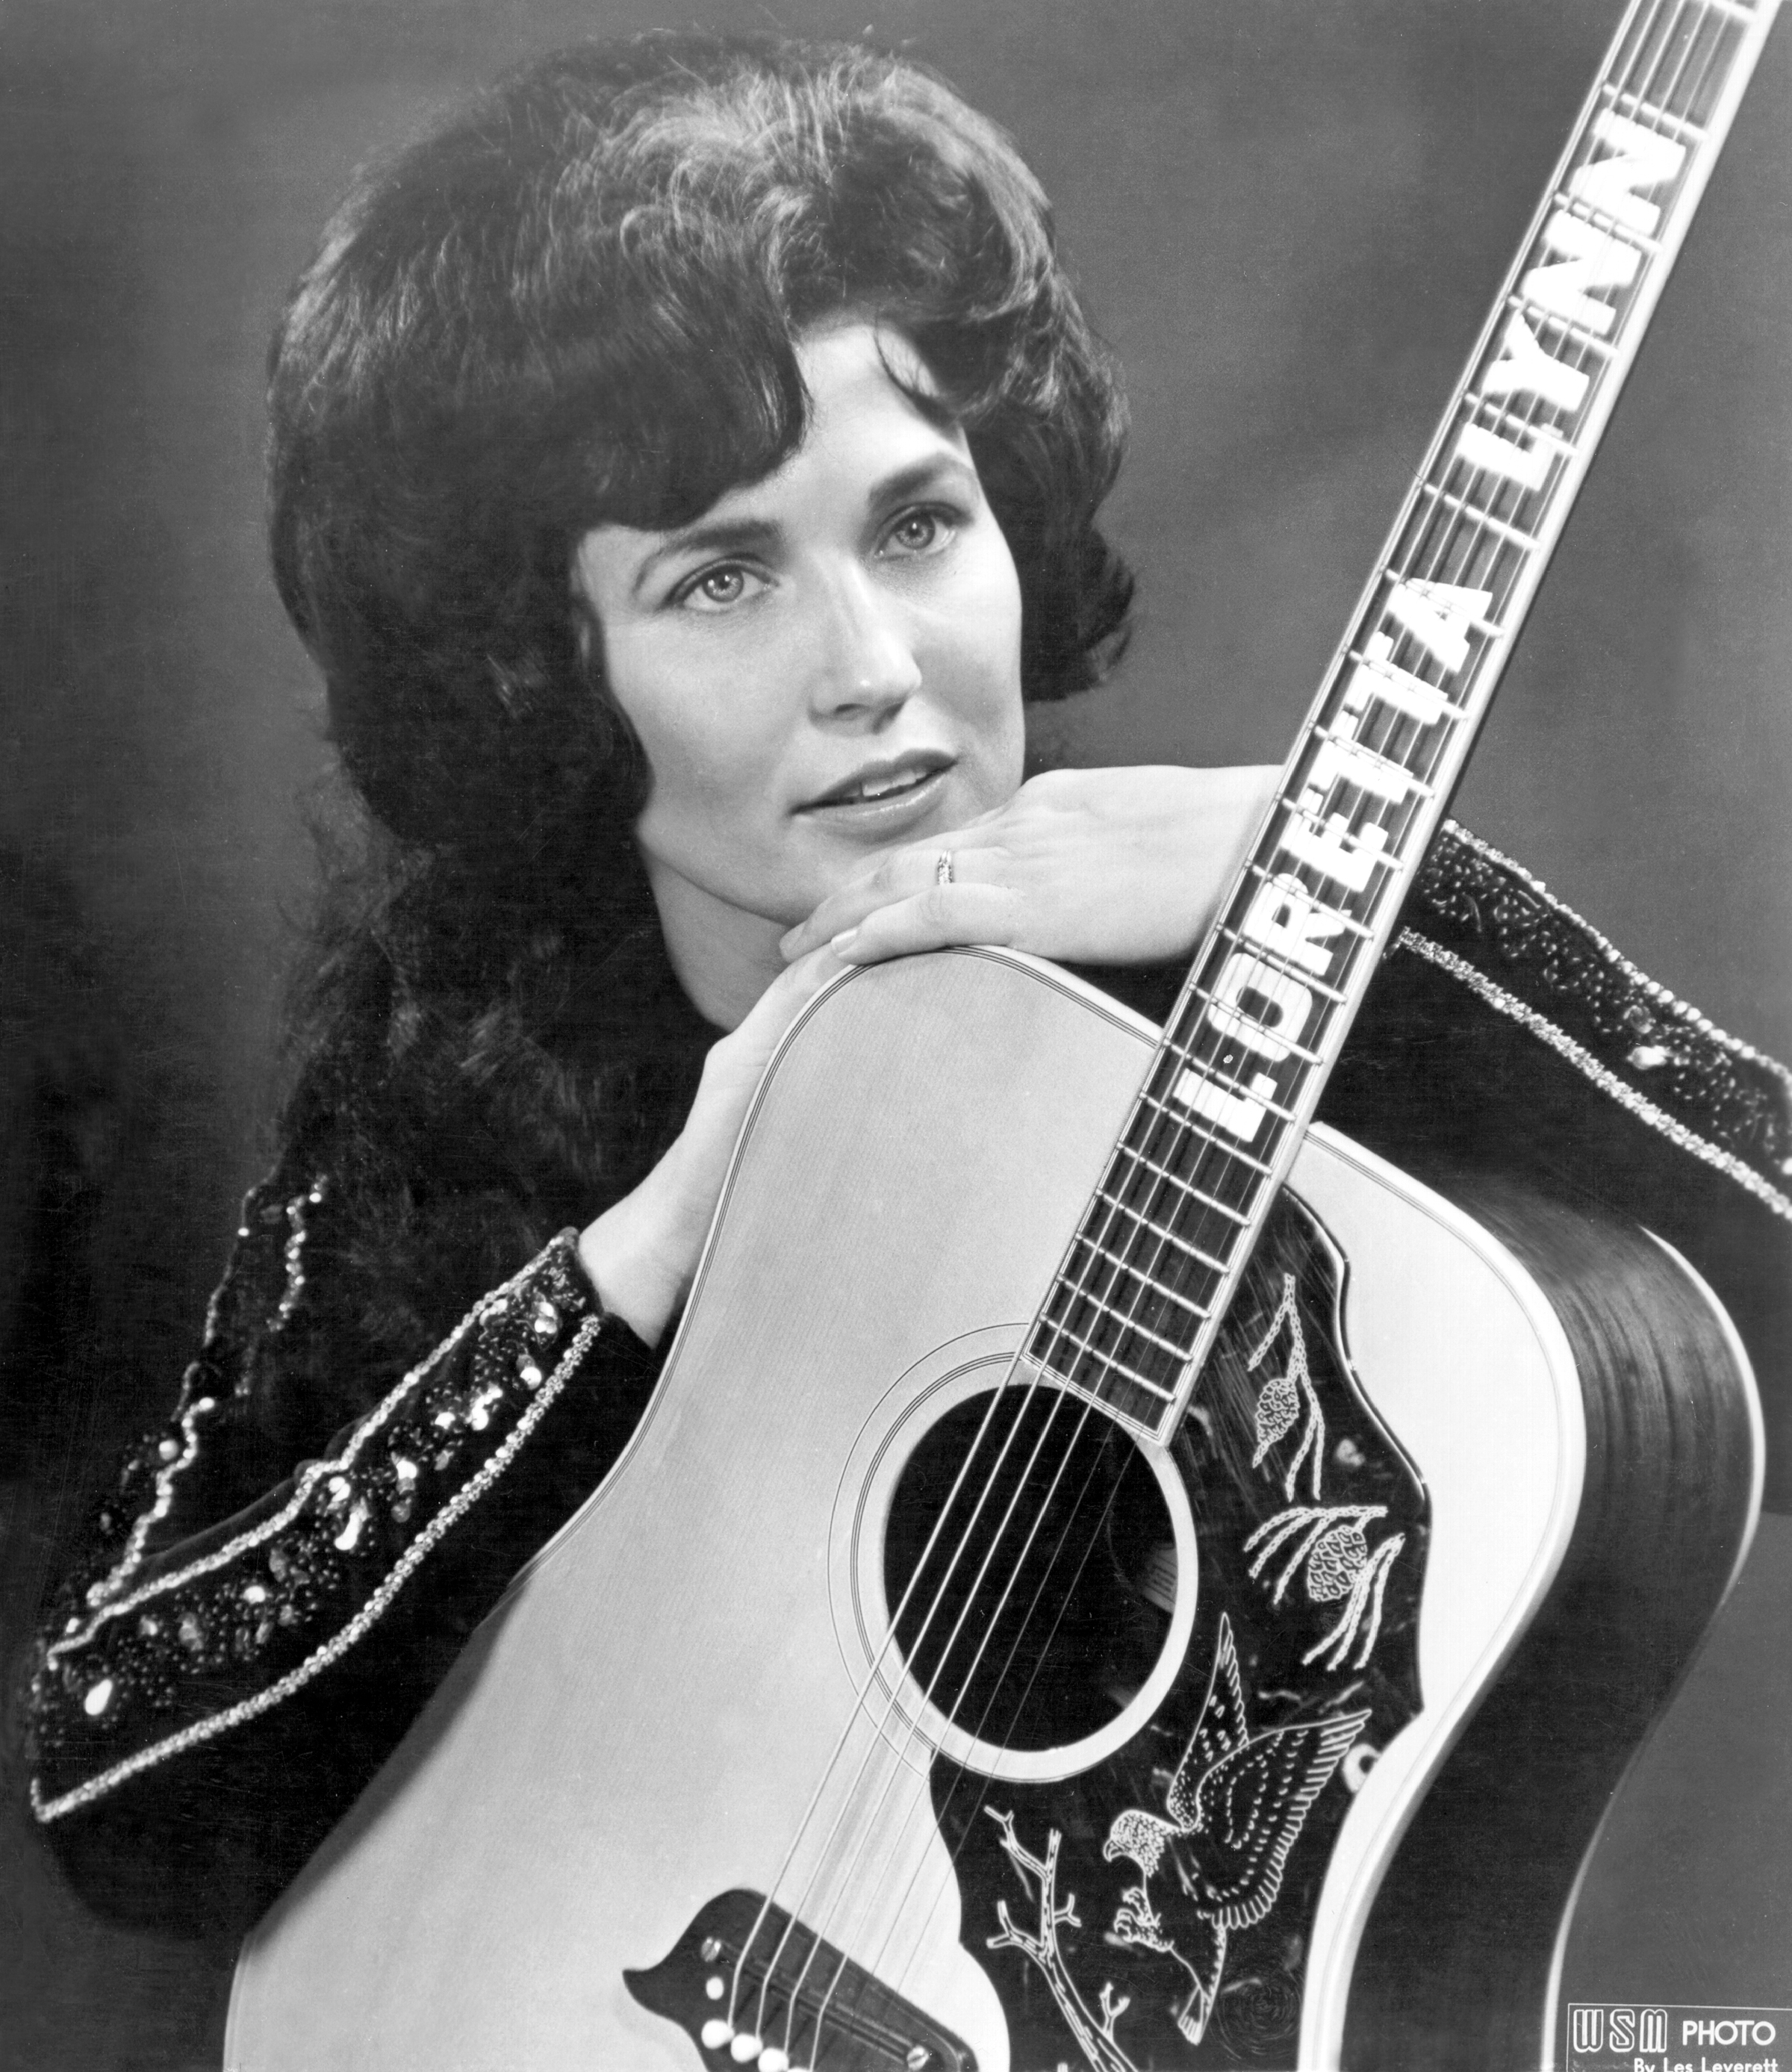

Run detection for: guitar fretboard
[[1024, 0, 1781, 1440]]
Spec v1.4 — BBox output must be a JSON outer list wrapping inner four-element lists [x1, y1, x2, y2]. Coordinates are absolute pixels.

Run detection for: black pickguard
[[931, 1198, 1428, 2071]]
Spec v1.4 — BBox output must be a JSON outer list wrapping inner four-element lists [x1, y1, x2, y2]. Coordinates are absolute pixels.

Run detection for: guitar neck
[[1024, 0, 1781, 1441]]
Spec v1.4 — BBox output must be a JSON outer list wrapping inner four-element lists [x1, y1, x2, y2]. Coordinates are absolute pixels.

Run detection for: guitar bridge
[[623, 1888, 977, 2072]]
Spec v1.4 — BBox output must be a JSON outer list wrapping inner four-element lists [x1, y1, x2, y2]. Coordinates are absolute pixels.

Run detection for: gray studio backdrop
[[1, 1, 1788, 2065]]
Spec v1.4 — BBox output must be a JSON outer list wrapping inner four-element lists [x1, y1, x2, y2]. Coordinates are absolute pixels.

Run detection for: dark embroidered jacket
[[22, 824, 1792, 1934]]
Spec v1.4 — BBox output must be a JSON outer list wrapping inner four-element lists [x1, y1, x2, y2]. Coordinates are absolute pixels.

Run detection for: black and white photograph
[[3, 4, 1788, 2067]]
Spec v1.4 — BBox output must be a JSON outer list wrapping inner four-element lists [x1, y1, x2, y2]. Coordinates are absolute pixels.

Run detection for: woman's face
[[575, 321, 1025, 977]]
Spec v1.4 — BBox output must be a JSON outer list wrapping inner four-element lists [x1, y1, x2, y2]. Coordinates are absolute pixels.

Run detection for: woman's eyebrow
[[871, 454, 980, 510]]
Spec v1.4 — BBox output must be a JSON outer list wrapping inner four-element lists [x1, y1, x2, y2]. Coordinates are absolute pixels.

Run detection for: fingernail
[[830, 927, 859, 954], [779, 927, 805, 958]]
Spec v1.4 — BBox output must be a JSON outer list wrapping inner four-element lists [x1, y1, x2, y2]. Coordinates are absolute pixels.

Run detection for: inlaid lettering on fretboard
[[1024, 0, 1779, 1440]]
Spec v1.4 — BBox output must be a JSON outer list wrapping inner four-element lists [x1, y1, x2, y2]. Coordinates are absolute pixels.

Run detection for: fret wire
[[1269, 782, 1423, 864], [1334, 659, 1467, 737], [1416, 481, 1542, 554], [1387, 457, 1522, 590], [1063, 1213, 1217, 1316], [1211, 921, 1353, 1005], [1092, 1192, 1232, 1278], [1308, 721, 1439, 803], [1500, 293, 1617, 364], [1467, 398, 1585, 452], [1511, 290, 1631, 362], [1054, 1194, 1223, 1357], [1108, 1139, 1258, 1222], [1071, 1287, 1198, 1364], [1467, 396, 1581, 471], [1030, 1317, 1175, 1401], [1164, 990, 1330, 1072], [1552, 192, 1665, 255], [1465, 353, 1561, 566], [1292, 688, 1458, 833], [1107, 1130, 1267, 1240], [1281, 794, 1410, 874], [1045, 1274, 1196, 1364], [1242, 836, 1399, 928], [1132, 1082, 1290, 1166], [1687, 0, 1755, 27], [1390, 495, 1509, 612], [1240, 858, 1378, 942], [1065, 1257, 1217, 1381], [1599, 84, 1705, 141], [1069, 1240, 1214, 1331], [1078, 1168, 1233, 1276]]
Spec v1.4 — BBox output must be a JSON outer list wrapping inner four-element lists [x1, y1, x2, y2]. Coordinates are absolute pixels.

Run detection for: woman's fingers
[[830, 880, 1019, 962], [779, 841, 978, 961], [781, 764, 1284, 972]]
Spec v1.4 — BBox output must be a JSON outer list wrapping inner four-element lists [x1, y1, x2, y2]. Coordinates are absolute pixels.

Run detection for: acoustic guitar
[[228, 4, 1778, 2067]]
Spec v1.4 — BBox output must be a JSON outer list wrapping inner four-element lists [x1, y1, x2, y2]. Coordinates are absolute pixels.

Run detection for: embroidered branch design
[[1244, 1506, 1406, 1670], [1246, 1275, 1323, 1502], [986, 1811, 1142, 2072]]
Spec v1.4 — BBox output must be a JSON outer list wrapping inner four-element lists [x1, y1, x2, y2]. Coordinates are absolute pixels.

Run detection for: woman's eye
[[883, 507, 955, 557], [676, 564, 761, 612]]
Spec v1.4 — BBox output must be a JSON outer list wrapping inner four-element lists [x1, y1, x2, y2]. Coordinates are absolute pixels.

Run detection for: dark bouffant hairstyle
[[263, 34, 1137, 1375], [270, 30, 1133, 864]]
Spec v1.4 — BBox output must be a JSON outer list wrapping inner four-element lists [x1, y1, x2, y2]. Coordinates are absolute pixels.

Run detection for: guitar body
[[228, 949, 1758, 2072]]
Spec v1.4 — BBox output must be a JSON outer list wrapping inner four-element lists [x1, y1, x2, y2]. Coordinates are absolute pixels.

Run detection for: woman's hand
[[778, 764, 1279, 971], [577, 945, 848, 1345]]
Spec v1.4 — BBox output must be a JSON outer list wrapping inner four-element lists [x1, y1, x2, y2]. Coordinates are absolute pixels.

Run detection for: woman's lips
[[794, 756, 955, 833]]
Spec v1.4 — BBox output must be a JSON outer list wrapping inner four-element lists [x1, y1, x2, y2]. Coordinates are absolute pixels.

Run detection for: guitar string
[[722, 5, 1721, 2057], [780, 1383, 1125, 2062], [837, 1355, 1220, 2049], [742, 1354, 1122, 2053], [802, 1413, 1139, 2065], [719, 1366, 1055, 2035], [724, 1355, 1107, 2045]]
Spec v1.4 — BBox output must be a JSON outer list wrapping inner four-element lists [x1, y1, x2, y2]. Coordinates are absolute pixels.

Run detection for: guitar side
[[226, 948, 1758, 2072]]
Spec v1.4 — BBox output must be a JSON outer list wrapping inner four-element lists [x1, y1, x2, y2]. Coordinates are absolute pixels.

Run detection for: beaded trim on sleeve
[[72, 1176, 316, 1617], [1398, 928, 1792, 1225], [1414, 822, 1792, 1189], [45, 1236, 576, 1658], [32, 1247, 606, 1823]]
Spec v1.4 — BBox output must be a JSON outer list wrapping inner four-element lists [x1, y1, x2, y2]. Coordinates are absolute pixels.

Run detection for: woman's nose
[[809, 564, 923, 724]]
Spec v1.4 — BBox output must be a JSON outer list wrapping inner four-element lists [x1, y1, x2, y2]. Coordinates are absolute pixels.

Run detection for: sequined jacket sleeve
[[24, 1195, 665, 1929]]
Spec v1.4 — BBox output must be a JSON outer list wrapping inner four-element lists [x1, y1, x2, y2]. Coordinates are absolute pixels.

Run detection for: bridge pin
[[706, 1976, 725, 2000], [729, 2035, 762, 2064], [699, 2018, 732, 2050], [758, 2050, 789, 2072]]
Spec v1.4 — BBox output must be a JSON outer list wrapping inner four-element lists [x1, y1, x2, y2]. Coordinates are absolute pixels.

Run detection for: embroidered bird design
[[1101, 1614, 1369, 2043]]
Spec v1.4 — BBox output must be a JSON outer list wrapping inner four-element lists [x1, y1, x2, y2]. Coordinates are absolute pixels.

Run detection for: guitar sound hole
[[883, 1387, 1177, 1752]]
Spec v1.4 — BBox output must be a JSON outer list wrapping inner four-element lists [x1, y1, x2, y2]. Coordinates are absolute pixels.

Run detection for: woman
[[22, 26, 1790, 1963]]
